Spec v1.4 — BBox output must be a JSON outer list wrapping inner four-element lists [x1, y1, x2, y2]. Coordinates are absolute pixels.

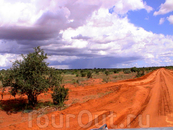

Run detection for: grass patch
[[102, 76, 109, 83], [71, 98, 80, 104], [82, 95, 97, 103], [98, 91, 113, 98], [61, 70, 137, 85]]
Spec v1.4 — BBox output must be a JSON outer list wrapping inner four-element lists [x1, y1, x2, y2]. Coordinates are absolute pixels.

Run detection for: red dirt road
[[1, 68, 173, 129]]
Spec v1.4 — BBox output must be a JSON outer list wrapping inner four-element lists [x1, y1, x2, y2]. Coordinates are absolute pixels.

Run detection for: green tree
[[0, 47, 68, 106]]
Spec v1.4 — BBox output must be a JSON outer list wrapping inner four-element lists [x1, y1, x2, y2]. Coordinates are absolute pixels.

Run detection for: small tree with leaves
[[0, 47, 68, 106]]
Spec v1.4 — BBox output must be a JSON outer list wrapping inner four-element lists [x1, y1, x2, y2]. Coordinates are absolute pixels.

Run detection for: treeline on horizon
[[54, 65, 173, 74], [1, 65, 173, 75]]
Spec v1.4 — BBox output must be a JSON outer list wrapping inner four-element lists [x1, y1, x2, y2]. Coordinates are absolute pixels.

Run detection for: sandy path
[[1, 68, 173, 130]]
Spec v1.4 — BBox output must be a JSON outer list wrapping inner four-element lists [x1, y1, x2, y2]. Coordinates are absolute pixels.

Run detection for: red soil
[[0, 68, 173, 129]]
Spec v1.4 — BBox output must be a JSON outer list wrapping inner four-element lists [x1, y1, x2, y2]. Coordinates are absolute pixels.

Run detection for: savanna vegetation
[[0, 46, 173, 112]]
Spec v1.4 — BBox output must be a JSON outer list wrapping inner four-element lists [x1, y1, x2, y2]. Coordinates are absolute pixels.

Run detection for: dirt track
[[1, 68, 173, 129]]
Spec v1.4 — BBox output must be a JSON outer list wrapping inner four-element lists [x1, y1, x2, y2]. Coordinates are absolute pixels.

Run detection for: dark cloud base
[[49, 56, 141, 69]]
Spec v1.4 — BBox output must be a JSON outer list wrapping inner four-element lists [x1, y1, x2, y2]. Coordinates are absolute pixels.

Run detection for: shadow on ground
[[0, 98, 28, 114]]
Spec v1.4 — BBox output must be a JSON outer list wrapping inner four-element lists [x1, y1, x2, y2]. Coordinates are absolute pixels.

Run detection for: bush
[[102, 77, 109, 83], [52, 86, 69, 105], [136, 70, 145, 78], [130, 67, 138, 72], [123, 69, 131, 74], [105, 70, 109, 76], [72, 79, 79, 84], [81, 71, 86, 77], [95, 70, 100, 74], [113, 70, 118, 73], [87, 71, 92, 78]]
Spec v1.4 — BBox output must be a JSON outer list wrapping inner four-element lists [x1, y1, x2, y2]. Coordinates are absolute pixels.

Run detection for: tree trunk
[[28, 93, 37, 106]]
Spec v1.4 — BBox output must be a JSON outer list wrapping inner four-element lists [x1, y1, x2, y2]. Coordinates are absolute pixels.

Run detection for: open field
[[61, 69, 146, 87], [0, 68, 173, 129]]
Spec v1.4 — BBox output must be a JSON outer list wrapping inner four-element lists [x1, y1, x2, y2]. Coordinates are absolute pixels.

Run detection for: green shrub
[[105, 70, 109, 76], [81, 72, 86, 77], [123, 69, 131, 74], [72, 79, 79, 84], [130, 67, 138, 72], [95, 70, 100, 74], [87, 71, 92, 78], [136, 70, 145, 78], [113, 70, 118, 73], [52, 86, 69, 105]]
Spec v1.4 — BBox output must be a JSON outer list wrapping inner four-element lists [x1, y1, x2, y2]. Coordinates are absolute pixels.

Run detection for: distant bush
[[72, 79, 79, 84], [105, 70, 109, 76], [136, 70, 145, 78], [80, 70, 86, 77], [113, 69, 118, 73], [81, 72, 86, 77], [87, 71, 92, 78], [123, 69, 131, 74], [130, 67, 138, 72], [95, 70, 100, 74], [102, 77, 109, 83]]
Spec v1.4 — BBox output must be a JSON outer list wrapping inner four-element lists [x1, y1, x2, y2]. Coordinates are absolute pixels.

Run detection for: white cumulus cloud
[[154, 0, 173, 15], [167, 15, 173, 24]]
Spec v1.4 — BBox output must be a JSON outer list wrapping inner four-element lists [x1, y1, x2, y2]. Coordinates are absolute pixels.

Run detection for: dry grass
[[62, 71, 137, 86]]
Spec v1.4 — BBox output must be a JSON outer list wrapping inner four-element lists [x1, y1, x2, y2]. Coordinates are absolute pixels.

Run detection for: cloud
[[57, 56, 141, 69], [159, 18, 165, 25], [0, 0, 99, 41], [107, 0, 153, 14], [167, 15, 173, 24], [71, 34, 91, 40], [0, 0, 172, 69], [0, 53, 22, 68], [60, 8, 173, 67], [0, 26, 60, 40], [154, 0, 173, 15], [49, 65, 70, 69], [0, 0, 153, 42]]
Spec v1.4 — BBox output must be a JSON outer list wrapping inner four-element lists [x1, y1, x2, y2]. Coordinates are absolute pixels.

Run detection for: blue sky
[[109, 0, 173, 35], [128, 1, 173, 35], [0, 0, 173, 69]]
